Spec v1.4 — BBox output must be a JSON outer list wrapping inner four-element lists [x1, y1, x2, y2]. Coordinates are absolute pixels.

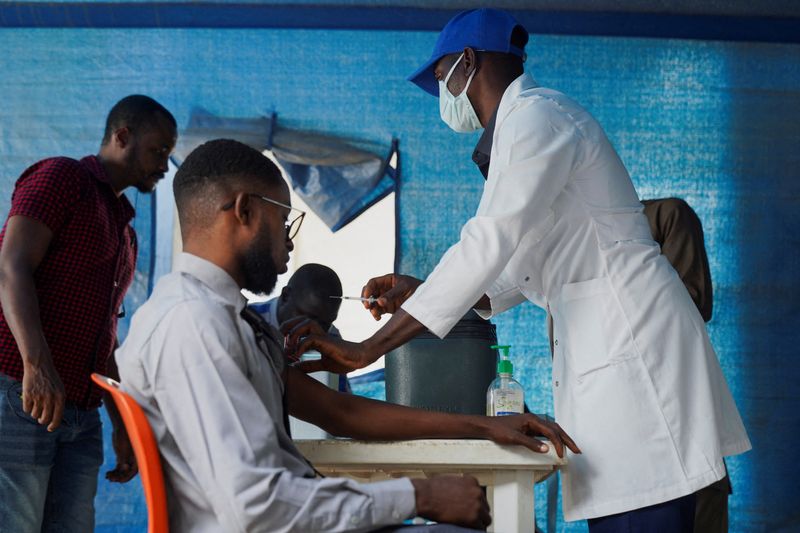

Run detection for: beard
[[241, 231, 279, 296], [125, 146, 161, 193], [133, 175, 159, 194]]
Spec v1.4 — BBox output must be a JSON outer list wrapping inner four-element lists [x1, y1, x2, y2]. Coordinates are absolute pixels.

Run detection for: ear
[[231, 192, 254, 227], [463, 47, 478, 78], [114, 126, 131, 149], [280, 286, 291, 302]]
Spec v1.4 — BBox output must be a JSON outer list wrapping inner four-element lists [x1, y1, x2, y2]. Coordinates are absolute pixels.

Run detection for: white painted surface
[[295, 439, 565, 532]]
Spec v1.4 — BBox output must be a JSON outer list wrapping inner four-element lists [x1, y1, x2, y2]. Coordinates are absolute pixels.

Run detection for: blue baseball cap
[[407, 8, 528, 97]]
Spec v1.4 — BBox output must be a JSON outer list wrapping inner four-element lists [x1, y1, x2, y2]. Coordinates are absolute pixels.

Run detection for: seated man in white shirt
[[116, 138, 579, 532]]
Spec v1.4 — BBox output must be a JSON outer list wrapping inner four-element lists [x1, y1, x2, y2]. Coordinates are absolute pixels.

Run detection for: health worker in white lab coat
[[286, 8, 751, 532]]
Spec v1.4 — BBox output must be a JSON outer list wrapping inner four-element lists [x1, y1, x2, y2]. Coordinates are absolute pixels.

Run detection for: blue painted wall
[[0, 23, 797, 532]]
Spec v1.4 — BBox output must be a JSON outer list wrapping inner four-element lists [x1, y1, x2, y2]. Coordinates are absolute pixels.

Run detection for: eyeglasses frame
[[221, 193, 306, 240]]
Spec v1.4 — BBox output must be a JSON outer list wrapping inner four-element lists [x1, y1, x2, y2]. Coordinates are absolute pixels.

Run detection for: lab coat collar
[[496, 73, 539, 127], [472, 73, 539, 180]]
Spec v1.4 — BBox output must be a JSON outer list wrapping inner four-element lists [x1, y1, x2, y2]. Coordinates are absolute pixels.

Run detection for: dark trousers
[[695, 475, 730, 533], [588, 493, 696, 533]]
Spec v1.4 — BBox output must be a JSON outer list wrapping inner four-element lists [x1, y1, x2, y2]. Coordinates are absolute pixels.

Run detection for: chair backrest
[[92, 373, 169, 533]]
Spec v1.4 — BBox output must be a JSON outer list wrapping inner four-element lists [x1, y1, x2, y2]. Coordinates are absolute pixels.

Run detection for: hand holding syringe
[[331, 274, 424, 321]]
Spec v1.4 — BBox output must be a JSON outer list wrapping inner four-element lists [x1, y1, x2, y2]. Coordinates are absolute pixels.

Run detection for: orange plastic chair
[[92, 373, 169, 533]]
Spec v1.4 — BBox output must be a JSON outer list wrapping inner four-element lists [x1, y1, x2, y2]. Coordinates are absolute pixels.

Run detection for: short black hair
[[282, 263, 343, 327], [289, 264, 343, 299], [102, 94, 176, 145], [173, 138, 284, 231]]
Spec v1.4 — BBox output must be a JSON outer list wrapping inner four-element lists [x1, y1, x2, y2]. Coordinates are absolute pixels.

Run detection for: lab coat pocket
[[557, 277, 634, 377]]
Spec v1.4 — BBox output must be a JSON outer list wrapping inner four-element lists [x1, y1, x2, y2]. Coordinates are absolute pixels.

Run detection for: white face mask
[[439, 53, 482, 133]]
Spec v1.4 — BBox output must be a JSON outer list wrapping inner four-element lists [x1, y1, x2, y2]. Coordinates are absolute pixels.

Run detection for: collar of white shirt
[[174, 252, 248, 315]]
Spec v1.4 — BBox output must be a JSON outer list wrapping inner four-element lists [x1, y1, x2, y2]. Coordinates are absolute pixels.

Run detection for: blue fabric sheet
[[171, 108, 398, 232], [0, 23, 797, 533]]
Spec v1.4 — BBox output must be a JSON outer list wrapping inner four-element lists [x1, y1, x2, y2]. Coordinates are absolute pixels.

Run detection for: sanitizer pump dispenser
[[486, 344, 525, 416]]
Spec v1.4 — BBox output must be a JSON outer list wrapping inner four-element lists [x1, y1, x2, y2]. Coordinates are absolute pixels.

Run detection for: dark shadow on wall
[[725, 42, 800, 530]]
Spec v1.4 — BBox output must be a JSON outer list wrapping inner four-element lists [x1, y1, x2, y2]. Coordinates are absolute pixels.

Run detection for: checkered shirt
[[0, 156, 136, 409]]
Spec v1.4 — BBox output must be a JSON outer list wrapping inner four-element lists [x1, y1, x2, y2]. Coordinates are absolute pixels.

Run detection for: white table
[[295, 439, 565, 532]]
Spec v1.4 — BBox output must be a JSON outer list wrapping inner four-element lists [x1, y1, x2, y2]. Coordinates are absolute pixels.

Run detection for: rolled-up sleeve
[[150, 302, 416, 532], [404, 98, 580, 337]]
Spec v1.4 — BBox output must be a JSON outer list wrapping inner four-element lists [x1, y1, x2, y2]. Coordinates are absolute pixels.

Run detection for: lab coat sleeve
[[151, 302, 416, 532], [404, 98, 581, 337], [474, 266, 527, 320]]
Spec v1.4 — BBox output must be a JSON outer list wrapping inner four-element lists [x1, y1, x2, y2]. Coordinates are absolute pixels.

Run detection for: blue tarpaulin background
[[1, 3, 798, 531], [171, 109, 398, 232]]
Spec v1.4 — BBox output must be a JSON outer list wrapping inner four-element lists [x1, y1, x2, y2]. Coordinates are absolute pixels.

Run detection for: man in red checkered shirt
[[0, 95, 177, 531]]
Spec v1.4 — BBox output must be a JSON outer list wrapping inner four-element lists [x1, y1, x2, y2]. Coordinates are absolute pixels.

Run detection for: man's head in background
[[277, 264, 342, 332], [173, 138, 298, 295], [99, 94, 177, 193]]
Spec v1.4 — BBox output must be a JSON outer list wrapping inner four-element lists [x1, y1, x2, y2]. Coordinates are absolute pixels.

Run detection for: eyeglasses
[[221, 194, 306, 240]]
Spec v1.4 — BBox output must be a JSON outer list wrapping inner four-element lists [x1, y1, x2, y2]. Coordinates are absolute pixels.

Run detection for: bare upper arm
[[286, 366, 333, 416], [286, 366, 347, 430], [0, 216, 54, 275]]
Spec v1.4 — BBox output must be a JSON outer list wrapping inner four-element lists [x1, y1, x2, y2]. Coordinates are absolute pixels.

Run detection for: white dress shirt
[[117, 253, 415, 532], [403, 73, 751, 520]]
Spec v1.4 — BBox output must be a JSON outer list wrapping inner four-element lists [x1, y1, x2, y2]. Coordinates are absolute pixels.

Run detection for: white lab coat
[[402, 73, 751, 521]]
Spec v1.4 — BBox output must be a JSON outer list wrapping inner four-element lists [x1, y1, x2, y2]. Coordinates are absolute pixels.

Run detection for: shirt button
[[554, 339, 558, 346], [524, 276, 530, 282], [555, 381, 559, 387]]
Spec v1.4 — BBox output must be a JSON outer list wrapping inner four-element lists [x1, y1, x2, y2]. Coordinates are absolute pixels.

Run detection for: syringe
[[330, 295, 378, 304]]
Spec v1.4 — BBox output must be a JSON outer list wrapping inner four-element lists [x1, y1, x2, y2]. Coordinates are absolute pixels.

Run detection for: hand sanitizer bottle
[[486, 344, 524, 416]]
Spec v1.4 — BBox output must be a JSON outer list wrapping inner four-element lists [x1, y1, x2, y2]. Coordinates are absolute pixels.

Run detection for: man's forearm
[[328, 395, 489, 441], [362, 309, 427, 361], [290, 369, 489, 441], [361, 296, 489, 362], [103, 390, 125, 426], [103, 352, 127, 429], [0, 265, 51, 366]]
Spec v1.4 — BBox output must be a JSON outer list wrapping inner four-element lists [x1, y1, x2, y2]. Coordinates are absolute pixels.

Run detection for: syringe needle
[[330, 295, 378, 304]]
